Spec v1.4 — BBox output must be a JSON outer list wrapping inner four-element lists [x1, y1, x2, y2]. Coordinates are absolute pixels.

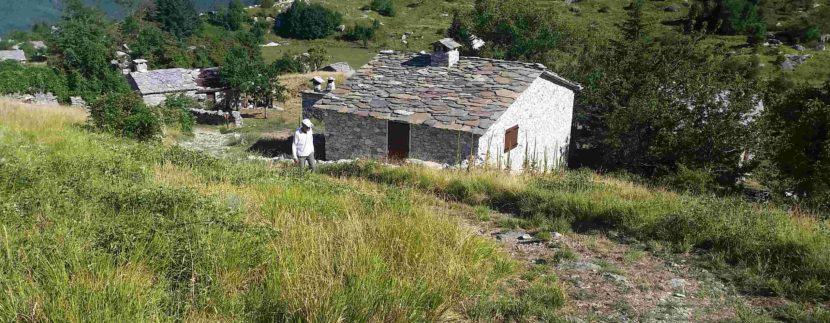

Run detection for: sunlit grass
[[0, 101, 523, 321]]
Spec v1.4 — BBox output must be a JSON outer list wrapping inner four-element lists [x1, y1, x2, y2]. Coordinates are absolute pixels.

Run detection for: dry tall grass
[[0, 100, 87, 131], [0, 103, 517, 321]]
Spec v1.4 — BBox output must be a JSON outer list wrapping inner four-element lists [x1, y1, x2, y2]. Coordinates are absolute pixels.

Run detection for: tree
[[153, 0, 199, 39], [221, 46, 286, 110], [225, 0, 246, 31], [50, 0, 130, 98], [343, 20, 380, 47], [448, 0, 563, 62], [370, 0, 396, 17], [688, 0, 765, 40], [275, 1, 342, 40], [570, 2, 761, 189], [304, 46, 329, 72], [757, 78, 830, 210]]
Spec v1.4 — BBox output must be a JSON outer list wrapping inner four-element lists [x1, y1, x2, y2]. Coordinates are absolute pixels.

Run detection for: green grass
[[0, 102, 533, 321], [319, 161, 830, 303], [260, 39, 378, 69]]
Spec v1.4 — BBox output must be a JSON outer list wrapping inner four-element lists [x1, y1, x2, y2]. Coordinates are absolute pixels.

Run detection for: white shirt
[[292, 128, 315, 158]]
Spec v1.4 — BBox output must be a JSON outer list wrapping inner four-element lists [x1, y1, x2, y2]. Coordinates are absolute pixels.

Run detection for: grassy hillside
[[0, 101, 523, 321], [320, 162, 830, 303], [254, 0, 829, 83]]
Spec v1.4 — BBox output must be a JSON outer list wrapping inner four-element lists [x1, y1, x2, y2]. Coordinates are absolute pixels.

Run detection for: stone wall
[[301, 91, 328, 119], [477, 76, 575, 171], [410, 125, 479, 165], [322, 111, 388, 160]]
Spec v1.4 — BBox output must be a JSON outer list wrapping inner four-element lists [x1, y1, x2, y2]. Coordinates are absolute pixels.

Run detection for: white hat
[[301, 119, 314, 128]]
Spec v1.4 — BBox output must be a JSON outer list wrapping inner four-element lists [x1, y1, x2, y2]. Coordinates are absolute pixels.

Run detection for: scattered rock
[[558, 260, 601, 272], [519, 234, 533, 241], [781, 54, 812, 71], [603, 272, 631, 288], [664, 4, 681, 12]]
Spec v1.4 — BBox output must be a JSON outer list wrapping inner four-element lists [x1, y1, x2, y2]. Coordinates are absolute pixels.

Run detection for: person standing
[[293, 119, 316, 171]]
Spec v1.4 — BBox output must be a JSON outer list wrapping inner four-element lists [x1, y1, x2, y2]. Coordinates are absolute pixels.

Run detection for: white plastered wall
[[476, 76, 575, 171]]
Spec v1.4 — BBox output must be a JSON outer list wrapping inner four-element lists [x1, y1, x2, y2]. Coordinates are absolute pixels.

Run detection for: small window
[[505, 125, 519, 153]]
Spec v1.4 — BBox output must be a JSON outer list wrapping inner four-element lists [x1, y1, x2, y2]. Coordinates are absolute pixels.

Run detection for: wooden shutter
[[504, 125, 519, 153]]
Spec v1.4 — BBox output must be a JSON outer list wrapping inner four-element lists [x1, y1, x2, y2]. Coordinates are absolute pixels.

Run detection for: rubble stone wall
[[410, 125, 479, 165], [322, 111, 387, 160]]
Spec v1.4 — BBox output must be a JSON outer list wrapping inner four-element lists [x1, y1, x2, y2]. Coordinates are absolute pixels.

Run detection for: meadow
[[320, 161, 830, 304], [0, 101, 532, 321]]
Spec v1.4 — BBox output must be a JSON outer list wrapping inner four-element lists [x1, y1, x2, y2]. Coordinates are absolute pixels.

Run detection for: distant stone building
[[303, 38, 581, 170], [320, 62, 355, 77], [0, 50, 26, 63], [126, 59, 226, 107]]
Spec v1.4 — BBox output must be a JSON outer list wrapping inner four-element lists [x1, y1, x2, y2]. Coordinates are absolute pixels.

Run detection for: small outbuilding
[[304, 38, 581, 170], [320, 62, 355, 77], [126, 59, 226, 107]]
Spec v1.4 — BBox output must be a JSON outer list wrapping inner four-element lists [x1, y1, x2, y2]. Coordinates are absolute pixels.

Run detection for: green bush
[[88, 92, 161, 141], [160, 94, 195, 134], [0, 61, 69, 101], [370, 0, 396, 17], [274, 1, 342, 40]]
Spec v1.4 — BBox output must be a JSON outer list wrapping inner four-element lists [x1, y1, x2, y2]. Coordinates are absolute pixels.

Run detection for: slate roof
[[312, 51, 580, 135], [128, 68, 223, 95], [321, 62, 355, 76], [0, 50, 26, 62]]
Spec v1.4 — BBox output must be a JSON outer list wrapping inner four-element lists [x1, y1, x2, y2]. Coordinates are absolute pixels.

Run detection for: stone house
[[304, 38, 581, 170], [126, 59, 226, 107], [0, 50, 26, 63], [320, 62, 355, 77]]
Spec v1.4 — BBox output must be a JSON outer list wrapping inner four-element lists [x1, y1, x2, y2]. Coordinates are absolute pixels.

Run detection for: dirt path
[[464, 212, 749, 322]]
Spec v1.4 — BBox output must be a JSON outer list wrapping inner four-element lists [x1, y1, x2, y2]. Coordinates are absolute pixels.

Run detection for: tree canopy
[[152, 0, 200, 39], [274, 1, 342, 40]]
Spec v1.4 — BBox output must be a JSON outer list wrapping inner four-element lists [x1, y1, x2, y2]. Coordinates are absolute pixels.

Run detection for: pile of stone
[[189, 108, 244, 127], [781, 54, 812, 71], [70, 96, 87, 107], [1, 92, 59, 105]]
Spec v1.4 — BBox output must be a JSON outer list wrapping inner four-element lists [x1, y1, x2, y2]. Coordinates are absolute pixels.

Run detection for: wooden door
[[388, 121, 410, 160]]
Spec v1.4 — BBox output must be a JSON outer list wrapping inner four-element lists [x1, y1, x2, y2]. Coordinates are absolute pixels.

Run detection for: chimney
[[133, 59, 148, 73], [325, 77, 336, 92], [430, 38, 462, 68], [311, 76, 324, 92]]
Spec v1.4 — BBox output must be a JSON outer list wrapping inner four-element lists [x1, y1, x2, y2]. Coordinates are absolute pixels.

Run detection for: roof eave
[[540, 71, 583, 92]]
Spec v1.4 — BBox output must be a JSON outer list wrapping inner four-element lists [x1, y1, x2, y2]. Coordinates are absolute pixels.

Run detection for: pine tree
[[153, 0, 199, 39]]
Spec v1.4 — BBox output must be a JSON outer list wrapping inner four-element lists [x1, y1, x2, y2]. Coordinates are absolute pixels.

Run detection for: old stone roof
[[128, 68, 222, 95], [0, 50, 26, 62], [312, 51, 579, 135], [321, 62, 355, 76]]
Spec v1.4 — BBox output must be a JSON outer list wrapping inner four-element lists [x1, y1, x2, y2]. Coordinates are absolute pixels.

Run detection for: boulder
[[664, 4, 681, 12], [336, 24, 346, 32], [781, 54, 811, 70], [793, 44, 806, 51]]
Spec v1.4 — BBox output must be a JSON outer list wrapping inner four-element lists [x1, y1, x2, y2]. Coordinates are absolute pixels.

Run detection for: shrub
[[370, 0, 396, 17], [275, 1, 342, 40], [88, 92, 161, 141], [0, 61, 69, 101], [342, 20, 380, 47], [160, 94, 195, 134]]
